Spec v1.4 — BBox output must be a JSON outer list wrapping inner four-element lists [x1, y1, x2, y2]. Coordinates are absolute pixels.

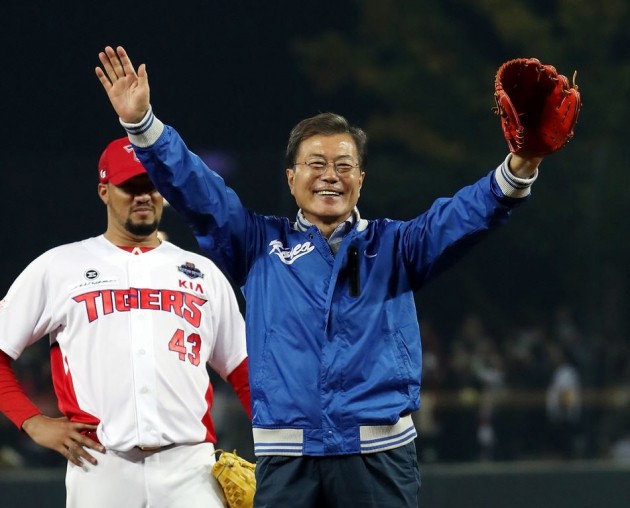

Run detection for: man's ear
[[357, 170, 366, 196], [286, 168, 295, 196], [97, 183, 109, 205]]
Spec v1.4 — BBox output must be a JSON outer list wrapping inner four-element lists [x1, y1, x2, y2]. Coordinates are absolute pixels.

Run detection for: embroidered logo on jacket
[[269, 240, 314, 265]]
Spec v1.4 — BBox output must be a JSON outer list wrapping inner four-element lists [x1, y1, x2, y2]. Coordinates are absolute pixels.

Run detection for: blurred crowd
[[2, 304, 630, 468], [416, 305, 630, 464]]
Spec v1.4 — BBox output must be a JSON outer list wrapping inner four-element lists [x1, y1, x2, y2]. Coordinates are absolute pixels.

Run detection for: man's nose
[[133, 191, 152, 201], [321, 162, 340, 179]]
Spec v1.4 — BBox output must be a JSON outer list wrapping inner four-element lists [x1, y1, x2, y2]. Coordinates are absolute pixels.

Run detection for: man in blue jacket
[[96, 45, 543, 508]]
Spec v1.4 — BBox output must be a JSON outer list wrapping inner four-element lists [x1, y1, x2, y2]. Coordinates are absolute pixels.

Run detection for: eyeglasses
[[293, 159, 360, 176]]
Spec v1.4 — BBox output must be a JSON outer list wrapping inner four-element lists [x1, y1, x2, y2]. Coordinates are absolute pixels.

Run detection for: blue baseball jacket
[[125, 111, 535, 456]]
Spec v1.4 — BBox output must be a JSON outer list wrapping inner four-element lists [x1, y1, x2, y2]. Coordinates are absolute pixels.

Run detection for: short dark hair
[[285, 112, 368, 169]]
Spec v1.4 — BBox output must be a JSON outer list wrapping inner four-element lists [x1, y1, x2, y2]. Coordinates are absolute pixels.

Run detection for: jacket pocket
[[391, 324, 420, 395]]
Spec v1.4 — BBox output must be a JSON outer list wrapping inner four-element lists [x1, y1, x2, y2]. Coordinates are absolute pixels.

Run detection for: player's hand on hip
[[22, 414, 105, 466], [95, 45, 150, 124]]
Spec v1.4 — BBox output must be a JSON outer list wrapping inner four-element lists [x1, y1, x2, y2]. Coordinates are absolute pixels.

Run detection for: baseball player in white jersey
[[0, 138, 251, 508]]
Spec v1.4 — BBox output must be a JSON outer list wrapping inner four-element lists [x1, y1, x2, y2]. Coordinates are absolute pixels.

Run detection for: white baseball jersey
[[0, 235, 247, 451]]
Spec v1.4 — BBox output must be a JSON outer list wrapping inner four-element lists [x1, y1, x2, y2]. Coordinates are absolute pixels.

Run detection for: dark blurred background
[[1, 0, 630, 482]]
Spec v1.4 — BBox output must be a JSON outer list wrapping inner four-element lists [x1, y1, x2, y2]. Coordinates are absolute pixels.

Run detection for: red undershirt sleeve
[[0, 350, 42, 428], [226, 357, 252, 419]]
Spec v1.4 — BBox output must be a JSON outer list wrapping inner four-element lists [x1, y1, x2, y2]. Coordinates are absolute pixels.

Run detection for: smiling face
[[98, 174, 164, 246], [286, 133, 365, 237]]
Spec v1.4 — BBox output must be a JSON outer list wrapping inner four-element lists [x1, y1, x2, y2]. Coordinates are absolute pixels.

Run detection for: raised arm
[[95, 46, 150, 124], [509, 153, 543, 179]]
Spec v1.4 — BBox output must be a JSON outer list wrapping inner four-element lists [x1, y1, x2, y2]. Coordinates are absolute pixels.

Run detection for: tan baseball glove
[[212, 449, 256, 508]]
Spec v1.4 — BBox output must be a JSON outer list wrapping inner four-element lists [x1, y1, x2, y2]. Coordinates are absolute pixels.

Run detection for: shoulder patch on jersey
[[0, 298, 7, 312], [177, 262, 205, 280], [84, 269, 100, 280]]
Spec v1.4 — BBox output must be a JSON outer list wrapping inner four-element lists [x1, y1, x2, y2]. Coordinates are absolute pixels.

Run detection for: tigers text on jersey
[[0, 235, 247, 451]]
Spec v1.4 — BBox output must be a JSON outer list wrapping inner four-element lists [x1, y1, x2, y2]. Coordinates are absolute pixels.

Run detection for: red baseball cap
[[98, 137, 147, 185]]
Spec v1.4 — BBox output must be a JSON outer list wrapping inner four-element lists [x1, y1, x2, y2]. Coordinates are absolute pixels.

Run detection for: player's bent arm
[[0, 350, 42, 426], [1, 351, 104, 466], [207, 267, 251, 417], [227, 358, 252, 419]]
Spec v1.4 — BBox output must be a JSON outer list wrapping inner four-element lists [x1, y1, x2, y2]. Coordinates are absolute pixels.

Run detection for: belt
[[135, 443, 177, 452], [81, 431, 175, 452]]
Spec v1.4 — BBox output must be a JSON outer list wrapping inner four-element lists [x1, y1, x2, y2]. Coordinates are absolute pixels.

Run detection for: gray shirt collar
[[295, 208, 360, 254]]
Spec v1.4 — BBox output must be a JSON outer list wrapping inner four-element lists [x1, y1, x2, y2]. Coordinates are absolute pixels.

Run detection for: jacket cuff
[[119, 107, 164, 147], [494, 153, 539, 199]]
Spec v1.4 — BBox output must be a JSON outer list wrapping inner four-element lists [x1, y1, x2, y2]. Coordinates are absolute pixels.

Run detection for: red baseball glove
[[494, 57, 581, 157]]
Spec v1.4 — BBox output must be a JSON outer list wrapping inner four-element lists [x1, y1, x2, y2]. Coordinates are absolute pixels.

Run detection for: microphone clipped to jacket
[[348, 246, 360, 297]]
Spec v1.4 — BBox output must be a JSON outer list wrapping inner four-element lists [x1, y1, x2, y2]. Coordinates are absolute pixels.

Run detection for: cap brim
[[108, 167, 148, 186]]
